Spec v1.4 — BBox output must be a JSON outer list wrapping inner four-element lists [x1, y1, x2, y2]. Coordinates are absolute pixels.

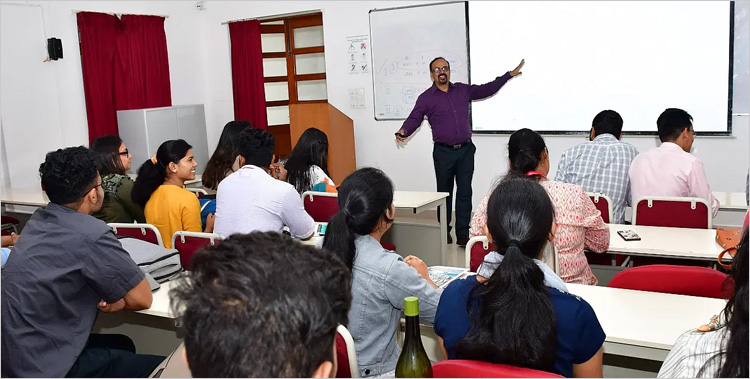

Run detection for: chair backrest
[[150, 343, 192, 378], [609, 265, 729, 299], [587, 192, 613, 224], [465, 236, 492, 272], [431, 360, 563, 378], [335, 324, 359, 378], [186, 187, 208, 199], [301, 191, 340, 222], [171, 231, 224, 270], [109, 223, 164, 247], [633, 196, 711, 229]]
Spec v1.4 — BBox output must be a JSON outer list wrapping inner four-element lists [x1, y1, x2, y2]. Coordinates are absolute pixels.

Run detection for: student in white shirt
[[658, 228, 748, 378], [214, 128, 315, 239], [283, 127, 335, 194], [628, 108, 720, 217]]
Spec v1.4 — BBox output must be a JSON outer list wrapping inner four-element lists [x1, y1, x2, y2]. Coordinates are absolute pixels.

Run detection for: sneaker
[[457, 235, 469, 247]]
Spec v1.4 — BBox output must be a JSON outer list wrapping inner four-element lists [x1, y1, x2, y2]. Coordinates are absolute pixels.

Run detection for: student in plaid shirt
[[555, 110, 638, 224]]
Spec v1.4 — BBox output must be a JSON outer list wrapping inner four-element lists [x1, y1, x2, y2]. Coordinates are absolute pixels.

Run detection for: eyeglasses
[[431, 65, 450, 74], [83, 182, 102, 197], [118, 149, 129, 156]]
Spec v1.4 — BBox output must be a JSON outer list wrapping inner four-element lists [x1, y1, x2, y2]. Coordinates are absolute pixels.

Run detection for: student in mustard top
[[658, 228, 748, 378], [322, 167, 442, 377], [435, 178, 605, 378], [470, 128, 609, 285], [132, 139, 214, 248], [90, 135, 146, 224], [283, 127, 335, 194]]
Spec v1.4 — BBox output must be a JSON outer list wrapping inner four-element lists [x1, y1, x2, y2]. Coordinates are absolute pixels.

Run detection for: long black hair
[[285, 128, 330, 194], [322, 167, 394, 271], [507, 128, 547, 180], [90, 135, 127, 176], [701, 228, 749, 377], [203, 121, 252, 190], [131, 139, 192, 207], [455, 178, 557, 371]]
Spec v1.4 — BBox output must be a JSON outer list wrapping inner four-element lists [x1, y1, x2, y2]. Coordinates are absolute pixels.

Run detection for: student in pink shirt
[[470, 128, 609, 285], [628, 108, 720, 217]]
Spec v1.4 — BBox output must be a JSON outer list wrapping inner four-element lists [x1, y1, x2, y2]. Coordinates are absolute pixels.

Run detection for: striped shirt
[[556, 134, 639, 224], [657, 327, 727, 378]]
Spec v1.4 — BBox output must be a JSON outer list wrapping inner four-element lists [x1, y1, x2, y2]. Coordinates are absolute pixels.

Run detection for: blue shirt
[[433, 276, 605, 378], [1, 247, 10, 267]]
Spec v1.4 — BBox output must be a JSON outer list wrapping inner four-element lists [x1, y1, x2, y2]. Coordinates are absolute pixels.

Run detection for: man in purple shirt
[[396, 57, 524, 246]]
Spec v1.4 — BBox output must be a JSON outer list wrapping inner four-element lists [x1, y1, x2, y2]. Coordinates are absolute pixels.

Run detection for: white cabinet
[[117, 105, 209, 175]]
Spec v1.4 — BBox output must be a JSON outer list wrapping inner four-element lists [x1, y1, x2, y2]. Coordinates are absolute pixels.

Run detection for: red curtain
[[115, 15, 172, 111], [77, 12, 172, 143], [229, 20, 268, 130]]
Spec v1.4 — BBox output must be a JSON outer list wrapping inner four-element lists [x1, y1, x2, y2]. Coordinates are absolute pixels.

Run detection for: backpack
[[119, 237, 183, 283]]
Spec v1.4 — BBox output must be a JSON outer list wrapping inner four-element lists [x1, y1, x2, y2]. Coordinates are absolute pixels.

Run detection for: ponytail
[[454, 178, 557, 371], [131, 139, 192, 207], [507, 128, 547, 179], [322, 167, 394, 272]]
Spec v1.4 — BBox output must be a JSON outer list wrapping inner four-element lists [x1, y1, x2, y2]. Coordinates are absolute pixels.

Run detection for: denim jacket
[[347, 235, 443, 377]]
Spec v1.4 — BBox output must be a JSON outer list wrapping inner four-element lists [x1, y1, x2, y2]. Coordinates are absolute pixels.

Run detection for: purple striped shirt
[[400, 72, 513, 145]]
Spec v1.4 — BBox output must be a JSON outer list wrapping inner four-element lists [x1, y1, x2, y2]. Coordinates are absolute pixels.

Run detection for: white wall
[[2, 0, 747, 208]]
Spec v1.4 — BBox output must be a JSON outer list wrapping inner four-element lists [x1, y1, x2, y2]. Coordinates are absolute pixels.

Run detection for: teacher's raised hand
[[510, 59, 525, 77]]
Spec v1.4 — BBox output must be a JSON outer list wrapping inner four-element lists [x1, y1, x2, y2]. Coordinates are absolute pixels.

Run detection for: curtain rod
[[71, 10, 169, 18], [221, 10, 321, 25]]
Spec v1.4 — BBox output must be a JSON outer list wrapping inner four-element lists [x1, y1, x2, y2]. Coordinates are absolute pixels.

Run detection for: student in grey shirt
[[1, 147, 162, 378], [323, 167, 442, 377]]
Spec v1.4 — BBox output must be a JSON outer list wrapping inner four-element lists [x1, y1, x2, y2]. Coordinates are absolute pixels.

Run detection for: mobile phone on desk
[[617, 230, 641, 241], [317, 223, 328, 236]]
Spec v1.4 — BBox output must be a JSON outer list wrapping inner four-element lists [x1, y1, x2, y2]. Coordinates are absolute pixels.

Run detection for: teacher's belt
[[434, 140, 471, 149]]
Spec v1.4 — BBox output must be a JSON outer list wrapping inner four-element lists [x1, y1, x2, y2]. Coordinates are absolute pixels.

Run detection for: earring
[[172, 168, 177, 173]]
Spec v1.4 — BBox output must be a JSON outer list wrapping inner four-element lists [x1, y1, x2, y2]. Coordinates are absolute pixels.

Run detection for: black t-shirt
[[1, 203, 144, 377]]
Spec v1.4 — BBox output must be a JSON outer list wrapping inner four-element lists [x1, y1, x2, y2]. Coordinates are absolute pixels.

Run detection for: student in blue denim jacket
[[323, 167, 442, 377]]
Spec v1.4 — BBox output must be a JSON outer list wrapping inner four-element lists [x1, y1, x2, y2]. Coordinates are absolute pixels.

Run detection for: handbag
[[716, 227, 742, 269]]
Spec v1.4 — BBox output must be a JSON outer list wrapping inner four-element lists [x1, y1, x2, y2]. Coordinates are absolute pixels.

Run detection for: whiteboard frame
[[369, 1, 470, 121], [467, 1, 737, 137]]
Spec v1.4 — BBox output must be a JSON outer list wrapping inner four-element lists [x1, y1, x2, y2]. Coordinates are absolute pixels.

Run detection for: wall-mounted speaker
[[47, 38, 63, 60]]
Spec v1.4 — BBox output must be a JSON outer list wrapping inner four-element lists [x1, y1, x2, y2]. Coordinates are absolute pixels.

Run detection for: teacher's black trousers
[[432, 141, 475, 241]]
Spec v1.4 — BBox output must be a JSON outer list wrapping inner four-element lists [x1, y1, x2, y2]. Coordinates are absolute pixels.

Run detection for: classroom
[[1, 0, 748, 378]]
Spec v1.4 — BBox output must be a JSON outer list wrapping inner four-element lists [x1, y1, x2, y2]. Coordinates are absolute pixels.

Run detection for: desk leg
[[439, 199, 447, 265]]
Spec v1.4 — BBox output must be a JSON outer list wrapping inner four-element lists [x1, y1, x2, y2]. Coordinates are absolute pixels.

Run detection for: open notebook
[[428, 266, 470, 289]]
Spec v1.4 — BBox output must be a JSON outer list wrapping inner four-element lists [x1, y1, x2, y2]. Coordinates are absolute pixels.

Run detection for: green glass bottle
[[395, 296, 433, 378]]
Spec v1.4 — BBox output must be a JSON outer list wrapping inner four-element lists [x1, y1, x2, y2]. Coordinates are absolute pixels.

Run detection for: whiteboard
[[469, 1, 733, 134], [369, 1, 468, 120]]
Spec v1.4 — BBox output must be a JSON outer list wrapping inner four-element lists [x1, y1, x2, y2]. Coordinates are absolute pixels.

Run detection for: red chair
[[381, 242, 396, 251], [186, 187, 207, 199], [432, 360, 563, 378], [465, 236, 494, 273], [302, 191, 339, 222], [587, 193, 613, 224], [633, 196, 711, 229], [108, 223, 164, 247], [1, 215, 20, 234], [172, 231, 223, 270], [585, 193, 627, 266], [335, 325, 359, 378], [608, 265, 729, 299]]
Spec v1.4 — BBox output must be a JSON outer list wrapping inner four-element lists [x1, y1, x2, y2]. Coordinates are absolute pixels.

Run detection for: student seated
[[1, 232, 19, 267], [322, 167, 442, 377], [470, 128, 609, 285], [555, 110, 638, 224], [90, 135, 146, 223], [132, 139, 214, 248], [214, 128, 314, 239], [283, 127, 335, 194], [1, 146, 162, 377], [201, 120, 252, 195], [658, 227, 748, 378], [629, 108, 720, 217], [169, 232, 352, 377], [435, 178, 605, 378]]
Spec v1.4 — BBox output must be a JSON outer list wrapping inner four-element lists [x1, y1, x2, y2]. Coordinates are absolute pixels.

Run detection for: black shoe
[[447, 234, 453, 244], [457, 235, 469, 247]]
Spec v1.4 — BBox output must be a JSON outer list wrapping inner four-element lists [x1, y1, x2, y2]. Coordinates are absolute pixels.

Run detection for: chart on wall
[[369, 2, 468, 120]]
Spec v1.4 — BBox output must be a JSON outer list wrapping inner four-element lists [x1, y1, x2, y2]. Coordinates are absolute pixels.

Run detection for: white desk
[[714, 191, 747, 211], [1, 186, 49, 207], [567, 283, 726, 361], [388, 191, 449, 266], [607, 224, 724, 261]]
